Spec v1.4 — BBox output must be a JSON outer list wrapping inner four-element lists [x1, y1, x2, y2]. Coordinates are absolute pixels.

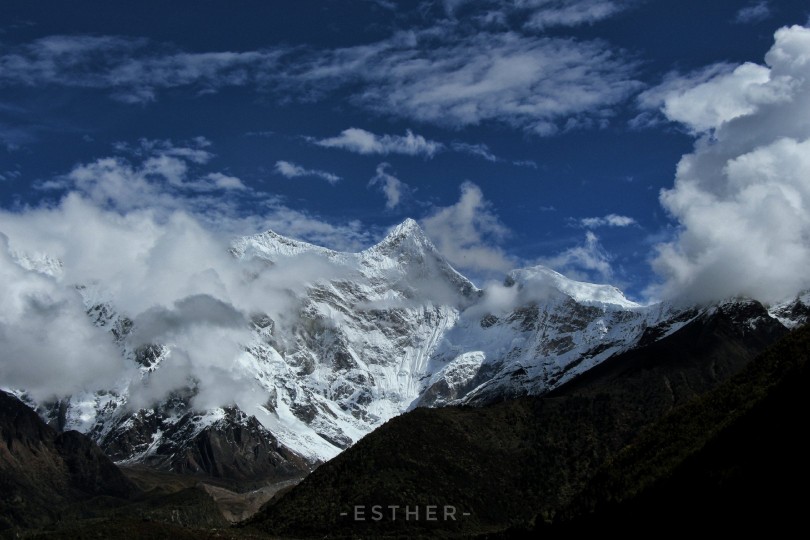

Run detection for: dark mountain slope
[[0, 390, 136, 530], [247, 300, 786, 538], [550, 321, 810, 534]]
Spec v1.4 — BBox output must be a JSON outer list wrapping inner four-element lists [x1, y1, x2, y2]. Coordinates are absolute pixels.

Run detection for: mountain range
[[4, 220, 810, 536], [6, 218, 810, 490]]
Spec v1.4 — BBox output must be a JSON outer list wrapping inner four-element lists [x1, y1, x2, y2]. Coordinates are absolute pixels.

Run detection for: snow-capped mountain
[[12, 219, 810, 481]]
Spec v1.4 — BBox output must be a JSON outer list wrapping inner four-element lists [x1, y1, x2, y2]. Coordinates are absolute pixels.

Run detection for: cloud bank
[[0, 140, 374, 405], [646, 25, 810, 304]]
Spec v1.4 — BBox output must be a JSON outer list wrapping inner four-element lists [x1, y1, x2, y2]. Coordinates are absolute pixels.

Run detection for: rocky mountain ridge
[[6, 219, 810, 482]]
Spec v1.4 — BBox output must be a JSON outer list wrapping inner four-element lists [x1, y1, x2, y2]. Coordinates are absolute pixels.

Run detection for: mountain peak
[[508, 265, 640, 308], [231, 228, 337, 261], [385, 218, 425, 240], [367, 218, 434, 254]]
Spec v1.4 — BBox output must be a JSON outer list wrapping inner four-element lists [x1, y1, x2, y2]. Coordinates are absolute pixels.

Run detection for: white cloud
[[203, 172, 247, 191], [368, 163, 409, 209], [0, 231, 131, 402], [735, 1, 772, 24], [522, 0, 625, 30], [444, 0, 628, 29], [638, 61, 794, 134], [580, 213, 636, 228], [35, 139, 369, 249], [0, 169, 21, 182], [451, 142, 498, 162], [313, 128, 444, 157], [284, 29, 639, 135], [274, 160, 341, 185], [0, 140, 373, 405], [0, 35, 282, 104], [538, 230, 614, 282], [420, 181, 514, 273], [257, 206, 371, 252], [1, 24, 637, 134], [45, 138, 252, 218], [647, 25, 810, 304]]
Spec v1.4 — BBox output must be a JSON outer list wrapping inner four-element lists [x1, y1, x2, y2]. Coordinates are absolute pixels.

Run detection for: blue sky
[[2, 0, 810, 301]]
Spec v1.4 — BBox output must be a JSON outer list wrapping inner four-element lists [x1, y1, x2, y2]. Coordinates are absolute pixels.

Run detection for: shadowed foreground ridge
[[0, 390, 135, 530], [247, 301, 791, 538], [548, 321, 810, 534]]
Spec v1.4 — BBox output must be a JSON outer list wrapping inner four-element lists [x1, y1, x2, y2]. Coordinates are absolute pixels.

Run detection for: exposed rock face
[[146, 408, 311, 485]]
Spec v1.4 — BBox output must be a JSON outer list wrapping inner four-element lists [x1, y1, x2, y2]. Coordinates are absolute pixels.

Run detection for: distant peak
[[508, 265, 640, 309], [387, 218, 423, 237], [231, 227, 338, 260], [373, 218, 431, 248]]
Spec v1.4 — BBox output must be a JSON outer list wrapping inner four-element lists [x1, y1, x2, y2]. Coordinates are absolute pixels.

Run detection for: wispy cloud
[[734, 1, 772, 24], [421, 181, 514, 274], [1, 23, 638, 136], [312, 128, 444, 157], [443, 0, 630, 30], [369, 163, 409, 209], [0, 122, 37, 150], [0, 35, 282, 104], [451, 142, 498, 162], [580, 213, 636, 228], [274, 160, 341, 185], [310, 128, 536, 167], [283, 30, 640, 135], [538, 230, 614, 283], [523, 0, 626, 30]]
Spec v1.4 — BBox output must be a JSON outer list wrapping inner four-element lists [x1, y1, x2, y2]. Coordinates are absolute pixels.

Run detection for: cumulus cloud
[[0, 232, 131, 401], [638, 61, 793, 134], [735, 1, 772, 24], [538, 230, 614, 282], [312, 128, 444, 157], [0, 145, 360, 409], [56, 142, 370, 249], [646, 25, 810, 304], [274, 160, 341, 185], [369, 163, 409, 209], [580, 213, 636, 228], [420, 181, 514, 273], [32, 138, 260, 227]]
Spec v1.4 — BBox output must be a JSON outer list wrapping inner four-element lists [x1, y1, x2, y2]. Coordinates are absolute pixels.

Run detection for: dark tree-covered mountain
[[246, 300, 792, 538], [547, 320, 810, 535], [0, 390, 135, 530]]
